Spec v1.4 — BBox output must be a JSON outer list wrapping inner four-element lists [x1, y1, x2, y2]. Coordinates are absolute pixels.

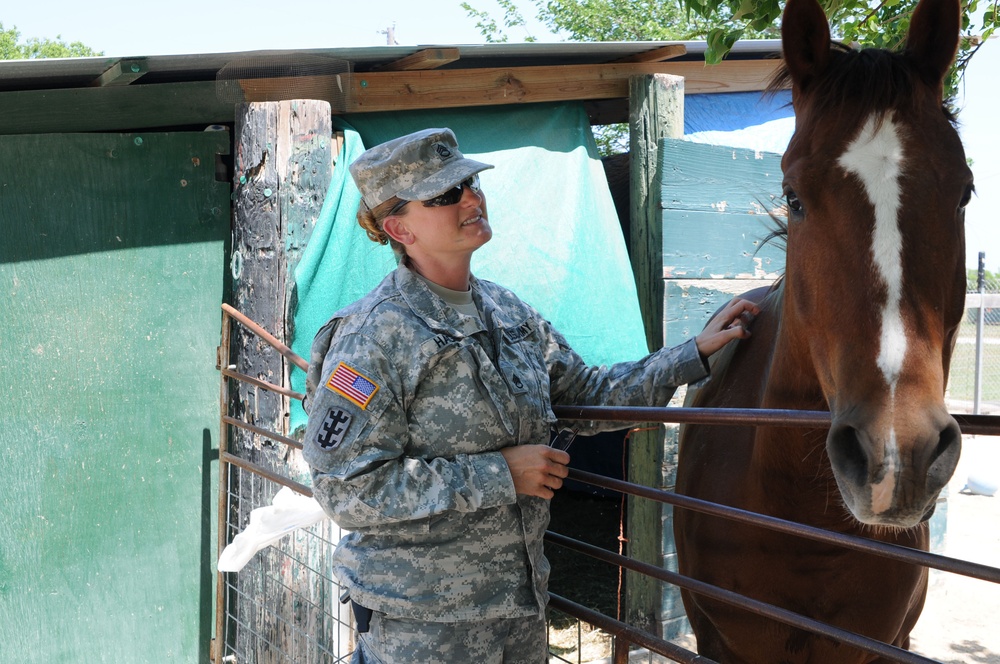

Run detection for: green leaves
[[0, 22, 102, 59]]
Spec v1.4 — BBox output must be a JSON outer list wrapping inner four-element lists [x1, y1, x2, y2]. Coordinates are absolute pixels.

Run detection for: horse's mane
[[766, 41, 957, 124]]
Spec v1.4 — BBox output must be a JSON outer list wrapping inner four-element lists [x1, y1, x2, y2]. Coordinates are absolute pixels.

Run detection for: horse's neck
[[754, 285, 843, 510], [761, 282, 826, 411]]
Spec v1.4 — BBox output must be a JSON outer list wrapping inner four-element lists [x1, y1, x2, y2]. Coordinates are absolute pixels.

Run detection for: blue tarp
[[289, 102, 650, 431]]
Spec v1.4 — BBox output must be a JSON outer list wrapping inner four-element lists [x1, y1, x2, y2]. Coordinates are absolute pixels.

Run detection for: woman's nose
[[460, 184, 483, 206]]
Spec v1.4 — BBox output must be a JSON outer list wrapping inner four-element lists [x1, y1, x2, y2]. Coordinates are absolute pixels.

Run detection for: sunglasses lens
[[423, 175, 480, 207]]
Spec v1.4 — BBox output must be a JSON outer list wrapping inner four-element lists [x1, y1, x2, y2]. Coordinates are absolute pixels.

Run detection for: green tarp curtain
[[290, 102, 649, 432]]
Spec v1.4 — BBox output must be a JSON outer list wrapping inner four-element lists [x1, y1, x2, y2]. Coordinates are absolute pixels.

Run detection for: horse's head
[[776, 0, 973, 527]]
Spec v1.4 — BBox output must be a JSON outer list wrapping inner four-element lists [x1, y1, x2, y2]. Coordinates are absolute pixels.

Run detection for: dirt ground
[[547, 434, 1000, 664]]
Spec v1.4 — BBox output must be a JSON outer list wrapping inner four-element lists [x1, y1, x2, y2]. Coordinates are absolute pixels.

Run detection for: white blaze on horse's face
[[838, 115, 908, 394], [836, 114, 908, 515]]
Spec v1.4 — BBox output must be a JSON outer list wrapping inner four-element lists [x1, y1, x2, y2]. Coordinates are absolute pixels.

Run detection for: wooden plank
[[237, 60, 781, 110], [376, 47, 461, 71], [0, 81, 233, 135], [665, 279, 773, 348], [625, 73, 684, 635], [0, 59, 782, 135], [612, 44, 687, 63], [90, 58, 147, 86], [660, 138, 784, 213], [662, 209, 784, 279], [660, 138, 785, 279]]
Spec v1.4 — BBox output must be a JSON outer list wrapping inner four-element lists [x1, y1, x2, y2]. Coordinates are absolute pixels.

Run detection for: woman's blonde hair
[[357, 197, 406, 255]]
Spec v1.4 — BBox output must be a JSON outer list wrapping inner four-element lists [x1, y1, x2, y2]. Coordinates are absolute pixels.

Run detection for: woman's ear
[[382, 214, 415, 246]]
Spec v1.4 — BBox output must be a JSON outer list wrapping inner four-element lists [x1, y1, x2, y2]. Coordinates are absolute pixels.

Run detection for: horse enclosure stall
[[4, 21, 999, 663], [0, 41, 787, 662]]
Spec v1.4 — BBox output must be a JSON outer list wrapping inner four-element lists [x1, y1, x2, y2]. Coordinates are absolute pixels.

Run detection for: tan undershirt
[[415, 273, 482, 323]]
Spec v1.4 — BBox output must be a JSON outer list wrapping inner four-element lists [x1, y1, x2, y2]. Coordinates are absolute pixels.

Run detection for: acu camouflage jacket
[[302, 263, 708, 622]]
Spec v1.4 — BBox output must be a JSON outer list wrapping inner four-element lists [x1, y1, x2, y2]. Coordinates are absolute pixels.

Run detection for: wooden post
[[228, 99, 332, 659], [625, 74, 684, 634], [231, 99, 332, 439]]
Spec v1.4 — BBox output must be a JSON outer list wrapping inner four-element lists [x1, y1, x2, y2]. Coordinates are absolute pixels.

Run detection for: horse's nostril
[[931, 421, 961, 463], [828, 424, 869, 487], [927, 420, 962, 486]]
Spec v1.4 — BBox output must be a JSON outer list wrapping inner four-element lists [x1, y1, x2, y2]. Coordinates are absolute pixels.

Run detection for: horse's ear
[[781, 0, 832, 92], [906, 0, 961, 87]]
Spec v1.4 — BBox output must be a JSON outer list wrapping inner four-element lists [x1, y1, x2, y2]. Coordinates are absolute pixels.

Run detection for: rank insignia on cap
[[326, 362, 380, 410]]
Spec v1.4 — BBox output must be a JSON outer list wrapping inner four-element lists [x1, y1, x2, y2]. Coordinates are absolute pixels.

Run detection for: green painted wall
[[0, 132, 230, 662]]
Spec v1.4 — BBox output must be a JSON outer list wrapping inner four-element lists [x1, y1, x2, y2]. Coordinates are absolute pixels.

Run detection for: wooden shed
[[0, 40, 783, 662]]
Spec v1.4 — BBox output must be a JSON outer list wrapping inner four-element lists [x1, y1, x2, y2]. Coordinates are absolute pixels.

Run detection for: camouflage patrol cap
[[350, 128, 494, 210]]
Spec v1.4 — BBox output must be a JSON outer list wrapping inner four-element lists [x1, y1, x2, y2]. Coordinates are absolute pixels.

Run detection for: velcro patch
[[326, 362, 380, 410], [316, 408, 352, 449]]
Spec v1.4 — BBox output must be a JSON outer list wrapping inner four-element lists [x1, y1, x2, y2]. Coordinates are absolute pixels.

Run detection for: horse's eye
[[959, 183, 974, 210], [784, 189, 804, 217]]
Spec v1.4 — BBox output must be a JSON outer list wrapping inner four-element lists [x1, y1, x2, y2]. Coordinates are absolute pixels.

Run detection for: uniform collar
[[395, 263, 485, 338]]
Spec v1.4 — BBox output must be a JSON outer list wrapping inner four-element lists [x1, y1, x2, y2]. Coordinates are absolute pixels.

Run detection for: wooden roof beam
[[235, 60, 783, 113], [90, 58, 148, 87], [375, 48, 461, 71], [611, 44, 687, 63]]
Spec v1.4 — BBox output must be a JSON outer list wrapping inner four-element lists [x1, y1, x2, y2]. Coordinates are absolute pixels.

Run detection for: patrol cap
[[349, 128, 494, 210]]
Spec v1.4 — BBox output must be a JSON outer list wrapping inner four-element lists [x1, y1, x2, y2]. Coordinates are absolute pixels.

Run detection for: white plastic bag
[[218, 486, 330, 572]]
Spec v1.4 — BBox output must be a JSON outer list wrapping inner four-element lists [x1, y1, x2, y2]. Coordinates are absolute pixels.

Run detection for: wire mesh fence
[[949, 278, 1000, 413], [218, 454, 354, 664]]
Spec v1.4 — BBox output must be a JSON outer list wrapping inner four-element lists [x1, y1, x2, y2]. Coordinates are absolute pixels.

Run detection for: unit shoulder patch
[[316, 408, 352, 449]]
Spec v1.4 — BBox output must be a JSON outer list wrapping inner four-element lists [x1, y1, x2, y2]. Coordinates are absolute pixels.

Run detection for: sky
[[4, 0, 998, 269]]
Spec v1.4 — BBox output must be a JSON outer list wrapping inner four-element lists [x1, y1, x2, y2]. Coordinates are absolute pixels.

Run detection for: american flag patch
[[326, 362, 379, 410]]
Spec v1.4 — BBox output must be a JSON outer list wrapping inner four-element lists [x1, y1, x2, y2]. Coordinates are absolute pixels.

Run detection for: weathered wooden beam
[[229, 99, 332, 657], [375, 47, 461, 71], [0, 59, 782, 135], [0, 81, 232, 135], [90, 58, 148, 86], [612, 44, 687, 64], [237, 59, 780, 110], [625, 73, 685, 636], [230, 99, 332, 440]]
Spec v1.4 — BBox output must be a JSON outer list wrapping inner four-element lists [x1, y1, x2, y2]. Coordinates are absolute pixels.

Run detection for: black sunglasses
[[388, 175, 481, 216]]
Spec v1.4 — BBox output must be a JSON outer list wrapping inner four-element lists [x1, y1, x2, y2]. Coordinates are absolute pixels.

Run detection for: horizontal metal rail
[[221, 451, 313, 498], [544, 532, 942, 664], [222, 303, 308, 372], [220, 366, 305, 401], [222, 415, 304, 451], [570, 468, 1000, 584], [553, 405, 1000, 436], [547, 592, 717, 664]]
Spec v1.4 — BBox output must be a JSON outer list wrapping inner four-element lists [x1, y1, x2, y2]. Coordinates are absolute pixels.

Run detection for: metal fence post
[[975, 252, 986, 414]]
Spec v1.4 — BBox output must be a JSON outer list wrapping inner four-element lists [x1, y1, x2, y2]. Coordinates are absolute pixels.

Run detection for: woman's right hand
[[500, 445, 570, 500]]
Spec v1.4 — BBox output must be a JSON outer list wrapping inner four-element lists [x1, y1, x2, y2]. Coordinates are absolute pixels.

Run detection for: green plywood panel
[[661, 208, 785, 279], [0, 132, 230, 662], [660, 138, 784, 212], [660, 138, 786, 278]]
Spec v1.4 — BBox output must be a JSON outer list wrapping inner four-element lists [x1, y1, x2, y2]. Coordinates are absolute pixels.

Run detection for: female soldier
[[302, 128, 758, 664]]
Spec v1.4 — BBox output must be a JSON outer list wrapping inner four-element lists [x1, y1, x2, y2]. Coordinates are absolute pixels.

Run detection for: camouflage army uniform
[[302, 262, 708, 625]]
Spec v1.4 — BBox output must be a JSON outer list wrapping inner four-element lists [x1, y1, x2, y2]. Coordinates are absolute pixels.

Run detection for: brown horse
[[674, 0, 973, 660]]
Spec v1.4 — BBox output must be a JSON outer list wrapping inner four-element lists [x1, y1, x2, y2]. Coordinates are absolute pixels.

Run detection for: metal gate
[[214, 304, 1000, 664]]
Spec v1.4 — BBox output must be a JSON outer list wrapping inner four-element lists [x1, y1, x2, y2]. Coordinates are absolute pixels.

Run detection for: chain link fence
[[948, 274, 1000, 414]]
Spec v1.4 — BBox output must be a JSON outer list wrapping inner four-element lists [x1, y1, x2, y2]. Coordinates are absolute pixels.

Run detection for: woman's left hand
[[694, 297, 760, 359]]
